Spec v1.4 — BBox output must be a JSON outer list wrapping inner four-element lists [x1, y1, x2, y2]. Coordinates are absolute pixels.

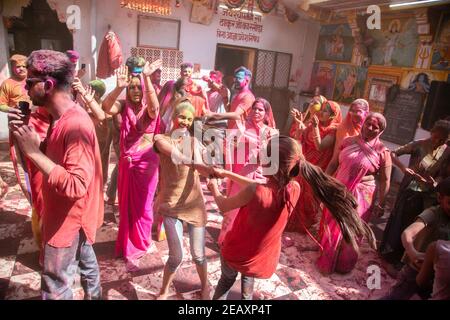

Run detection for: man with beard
[[11, 50, 104, 300]]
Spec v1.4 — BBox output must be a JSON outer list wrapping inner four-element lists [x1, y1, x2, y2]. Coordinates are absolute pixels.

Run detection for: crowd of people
[[0, 49, 449, 300]]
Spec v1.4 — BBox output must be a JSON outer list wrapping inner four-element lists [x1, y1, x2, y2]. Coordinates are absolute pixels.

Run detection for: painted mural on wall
[[333, 64, 367, 103], [315, 24, 354, 62], [400, 70, 446, 93], [366, 18, 419, 67], [309, 62, 336, 98], [431, 12, 450, 70]]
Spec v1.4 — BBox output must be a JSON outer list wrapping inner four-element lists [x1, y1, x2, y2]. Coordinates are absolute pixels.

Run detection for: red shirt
[[42, 105, 104, 247], [221, 182, 300, 278], [228, 90, 255, 130]]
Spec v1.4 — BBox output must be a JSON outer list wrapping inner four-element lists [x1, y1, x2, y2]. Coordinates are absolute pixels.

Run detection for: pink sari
[[316, 135, 386, 274], [115, 98, 160, 262], [218, 122, 276, 246]]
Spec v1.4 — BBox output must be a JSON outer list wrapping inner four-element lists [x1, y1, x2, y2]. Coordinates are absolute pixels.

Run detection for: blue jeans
[[163, 216, 206, 273], [41, 230, 102, 300], [213, 256, 255, 300]]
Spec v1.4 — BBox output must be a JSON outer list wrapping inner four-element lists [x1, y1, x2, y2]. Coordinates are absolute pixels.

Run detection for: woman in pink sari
[[102, 57, 162, 268], [218, 98, 277, 246], [316, 113, 392, 274], [326, 98, 369, 175], [286, 100, 342, 233]]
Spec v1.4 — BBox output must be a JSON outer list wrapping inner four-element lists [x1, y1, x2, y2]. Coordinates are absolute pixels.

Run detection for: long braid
[[298, 159, 376, 251]]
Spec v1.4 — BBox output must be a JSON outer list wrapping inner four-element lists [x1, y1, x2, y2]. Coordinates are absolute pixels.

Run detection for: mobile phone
[[18, 101, 30, 116], [81, 63, 86, 69]]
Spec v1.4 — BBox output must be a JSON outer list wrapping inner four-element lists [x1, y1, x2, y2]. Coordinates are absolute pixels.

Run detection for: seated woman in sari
[[326, 98, 370, 175], [317, 112, 392, 274], [102, 57, 162, 269], [153, 101, 213, 300], [207, 136, 376, 300], [380, 120, 450, 267], [286, 100, 342, 233], [218, 98, 277, 246]]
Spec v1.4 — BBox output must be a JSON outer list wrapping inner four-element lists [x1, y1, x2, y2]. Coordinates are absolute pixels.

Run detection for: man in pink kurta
[[12, 50, 104, 300]]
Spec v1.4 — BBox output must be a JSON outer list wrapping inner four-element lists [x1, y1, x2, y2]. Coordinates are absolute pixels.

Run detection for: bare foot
[[156, 292, 169, 300], [201, 287, 211, 300]]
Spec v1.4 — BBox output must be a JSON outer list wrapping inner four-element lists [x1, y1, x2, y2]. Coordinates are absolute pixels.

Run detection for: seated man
[[381, 177, 450, 300], [416, 240, 450, 300]]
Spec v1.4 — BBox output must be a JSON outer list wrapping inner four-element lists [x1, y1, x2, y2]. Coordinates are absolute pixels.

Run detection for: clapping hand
[[83, 86, 96, 104], [291, 108, 306, 130]]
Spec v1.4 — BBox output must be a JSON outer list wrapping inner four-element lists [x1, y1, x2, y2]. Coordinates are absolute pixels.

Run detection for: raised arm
[[72, 78, 106, 121], [142, 59, 162, 119], [310, 115, 336, 151], [102, 65, 128, 115]]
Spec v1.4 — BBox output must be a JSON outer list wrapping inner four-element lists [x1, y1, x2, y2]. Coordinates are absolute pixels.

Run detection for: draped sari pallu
[[287, 101, 341, 233], [219, 125, 275, 246], [116, 99, 160, 261], [317, 137, 383, 274]]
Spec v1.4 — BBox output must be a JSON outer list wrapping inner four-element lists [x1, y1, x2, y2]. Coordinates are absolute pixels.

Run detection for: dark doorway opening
[[6, 0, 73, 57], [214, 44, 292, 130], [214, 44, 256, 91]]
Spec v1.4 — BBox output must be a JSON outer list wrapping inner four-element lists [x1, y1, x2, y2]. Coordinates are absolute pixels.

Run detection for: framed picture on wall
[[363, 73, 399, 113], [137, 15, 181, 49]]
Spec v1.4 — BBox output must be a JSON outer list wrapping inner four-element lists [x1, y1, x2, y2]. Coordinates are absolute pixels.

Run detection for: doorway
[[214, 44, 256, 91], [6, 0, 73, 57], [214, 44, 292, 130]]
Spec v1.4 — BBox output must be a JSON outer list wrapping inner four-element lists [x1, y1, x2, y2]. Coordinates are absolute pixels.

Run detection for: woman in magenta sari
[[316, 112, 392, 274], [102, 57, 162, 268], [218, 98, 277, 246], [286, 100, 342, 233]]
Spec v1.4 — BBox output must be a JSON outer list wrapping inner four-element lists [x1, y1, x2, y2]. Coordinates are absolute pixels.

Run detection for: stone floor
[[0, 148, 399, 300]]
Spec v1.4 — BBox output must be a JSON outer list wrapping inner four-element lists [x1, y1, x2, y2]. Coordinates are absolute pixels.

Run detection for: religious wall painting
[[363, 73, 400, 113], [431, 12, 450, 70], [366, 18, 419, 67], [400, 70, 446, 94], [309, 62, 336, 99], [333, 64, 367, 104], [315, 24, 354, 62]]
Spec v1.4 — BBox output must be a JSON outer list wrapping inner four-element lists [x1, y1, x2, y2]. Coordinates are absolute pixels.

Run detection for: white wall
[[87, 1, 317, 92]]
